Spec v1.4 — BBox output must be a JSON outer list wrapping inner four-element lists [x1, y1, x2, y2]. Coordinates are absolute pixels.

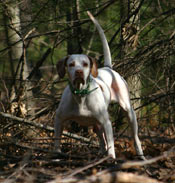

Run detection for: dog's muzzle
[[73, 69, 85, 88]]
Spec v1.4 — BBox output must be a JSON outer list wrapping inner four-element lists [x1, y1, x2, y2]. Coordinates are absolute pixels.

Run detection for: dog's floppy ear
[[88, 56, 98, 78], [56, 56, 69, 79]]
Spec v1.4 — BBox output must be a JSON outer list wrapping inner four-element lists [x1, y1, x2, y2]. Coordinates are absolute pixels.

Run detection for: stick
[[27, 48, 51, 80], [49, 171, 161, 183], [0, 112, 98, 145], [9, 140, 85, 160], [119, 146, 175, 169], [65, 155, 112, 178]]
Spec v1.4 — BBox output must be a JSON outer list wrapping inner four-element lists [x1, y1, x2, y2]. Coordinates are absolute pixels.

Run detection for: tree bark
[[120, 0, 141, 116], [3, 2, 22, 80], [66, 0, 83, 54], [3, 0, 35, 118], [19, 0, 36, 117]]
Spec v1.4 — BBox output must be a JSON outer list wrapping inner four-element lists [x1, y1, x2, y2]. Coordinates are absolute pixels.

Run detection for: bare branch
[[0, 112, 98, 145], [49, 171, 161, 183]]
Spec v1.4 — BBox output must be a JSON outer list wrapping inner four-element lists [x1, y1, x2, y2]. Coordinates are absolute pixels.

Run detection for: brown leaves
[[1, 111, 175, 182]]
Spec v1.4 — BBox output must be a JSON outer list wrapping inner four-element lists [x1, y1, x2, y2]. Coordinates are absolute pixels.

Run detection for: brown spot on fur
[[56, 56, 69, 78], [99, 84, 104, 92], [88, 56, 98, 78]]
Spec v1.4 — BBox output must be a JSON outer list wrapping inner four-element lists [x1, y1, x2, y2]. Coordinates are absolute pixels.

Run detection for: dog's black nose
[[75, 69, 83, 77]]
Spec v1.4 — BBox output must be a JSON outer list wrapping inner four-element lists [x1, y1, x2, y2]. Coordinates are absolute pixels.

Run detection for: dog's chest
[[66, 109, 98, 126], [65, 97, 99, 126], [73, 97, 93, 116]]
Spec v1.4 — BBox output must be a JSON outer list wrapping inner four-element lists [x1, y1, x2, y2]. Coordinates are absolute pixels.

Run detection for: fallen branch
[[49, 147, 175, 183], [0, 112, 98, 145], [49, 171, 161, 183], [9, 140, 85, 160], [94, 146, 175, 178], [64, 155, 112, 178], [118, 146, 175, 169]]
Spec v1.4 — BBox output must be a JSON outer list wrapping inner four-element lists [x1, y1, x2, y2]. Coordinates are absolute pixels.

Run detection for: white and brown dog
[[54, 12, 145, 160]]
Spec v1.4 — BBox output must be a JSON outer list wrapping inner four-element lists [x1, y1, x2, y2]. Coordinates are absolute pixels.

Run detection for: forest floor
[[0, 111, 175, 183]]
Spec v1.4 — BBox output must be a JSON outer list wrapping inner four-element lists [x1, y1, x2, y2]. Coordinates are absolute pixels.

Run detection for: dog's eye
[[83, 62, 88, 67], [69, 62, 75, 67]]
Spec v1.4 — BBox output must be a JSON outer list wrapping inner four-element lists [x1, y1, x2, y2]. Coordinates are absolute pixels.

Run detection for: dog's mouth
[[73, 77, 85, 89]]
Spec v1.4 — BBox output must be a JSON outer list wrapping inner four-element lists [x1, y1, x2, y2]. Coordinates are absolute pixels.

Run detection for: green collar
[[69, 78, 98, 97]]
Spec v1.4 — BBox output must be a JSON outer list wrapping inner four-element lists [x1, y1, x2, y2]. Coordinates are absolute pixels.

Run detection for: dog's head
[[56, 54, 98, 90]]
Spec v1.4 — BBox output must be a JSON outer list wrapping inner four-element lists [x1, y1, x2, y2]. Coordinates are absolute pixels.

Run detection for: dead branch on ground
[[0, 111, 98, 145]]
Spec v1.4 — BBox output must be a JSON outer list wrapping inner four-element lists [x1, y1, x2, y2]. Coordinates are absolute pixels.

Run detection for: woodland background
[[0, 0, 175, 182]]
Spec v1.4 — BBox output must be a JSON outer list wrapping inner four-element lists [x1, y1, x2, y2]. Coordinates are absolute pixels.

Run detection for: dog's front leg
[[103, 120, 115, 159], [94, 124, 107, 155], [98, 114, 115, 159], [54, 110, 63, 152]]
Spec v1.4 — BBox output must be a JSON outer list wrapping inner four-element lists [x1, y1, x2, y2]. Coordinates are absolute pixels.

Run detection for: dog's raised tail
[[87, 11, 112, 68]]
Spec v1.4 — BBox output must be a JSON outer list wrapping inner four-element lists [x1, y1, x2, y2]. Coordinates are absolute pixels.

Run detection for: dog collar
[[68, 78, 98, 97]]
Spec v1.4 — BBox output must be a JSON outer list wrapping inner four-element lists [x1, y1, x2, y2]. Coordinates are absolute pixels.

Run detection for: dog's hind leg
[[112, 73, 145, 160]]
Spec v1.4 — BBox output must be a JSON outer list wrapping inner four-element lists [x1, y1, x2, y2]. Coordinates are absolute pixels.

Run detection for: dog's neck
[[68, 77, 97, 97]]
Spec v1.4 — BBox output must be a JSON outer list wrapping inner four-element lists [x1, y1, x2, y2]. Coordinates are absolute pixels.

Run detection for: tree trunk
[[3, 0, 35, 118], [66, 0, 82, 54], [19, 0, 35, 117], [3, 2, 22, 80], [120, 0, 141, 116]]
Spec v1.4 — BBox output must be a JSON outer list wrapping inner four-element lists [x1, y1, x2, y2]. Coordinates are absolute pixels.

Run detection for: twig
[[0, 112, 98, 145], [47, 148, 174, 183], [49, 171, 161, 183], [10, 140, 84, 160], [64, 155, 112, 178], [95, 146, 175, 176], [27, 48, 51, 80], [119, 146, 175, 169], [24, 28, 36, 40]]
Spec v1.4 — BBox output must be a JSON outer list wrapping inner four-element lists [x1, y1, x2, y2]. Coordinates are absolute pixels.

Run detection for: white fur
[[54, 12, 145, 160]]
